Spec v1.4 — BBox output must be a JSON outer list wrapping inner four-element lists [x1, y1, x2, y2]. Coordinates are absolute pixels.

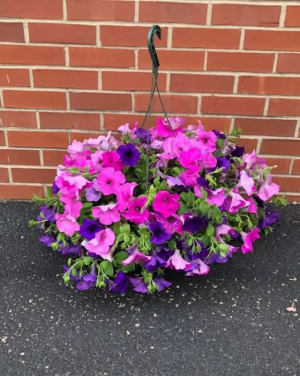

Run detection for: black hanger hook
[[147, 25, 161, 77]]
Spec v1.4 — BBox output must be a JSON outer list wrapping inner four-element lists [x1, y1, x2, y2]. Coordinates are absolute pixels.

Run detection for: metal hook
[[147, 25, 161, 77]]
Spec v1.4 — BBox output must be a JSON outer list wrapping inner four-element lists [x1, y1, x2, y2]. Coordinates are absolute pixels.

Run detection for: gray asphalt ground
[[0, 202, 299, 376]]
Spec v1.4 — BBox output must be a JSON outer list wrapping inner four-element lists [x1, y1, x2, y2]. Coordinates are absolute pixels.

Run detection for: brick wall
[[0, 0, 300, 201]]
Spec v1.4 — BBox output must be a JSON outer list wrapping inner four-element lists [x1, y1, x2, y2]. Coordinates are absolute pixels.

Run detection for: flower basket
[[30, 26, 284, 294]]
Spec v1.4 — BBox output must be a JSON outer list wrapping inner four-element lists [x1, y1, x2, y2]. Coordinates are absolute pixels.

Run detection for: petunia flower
[[149, 222, 171, 245], [156, 214, 183, 235], [79, 219, 103, 240], [241, 228, 260, 254], [135, 127, 151, 143], [259, 209, 279, 230], [92, 203, 120, 226], [153, 277, 172, 292], [117, 144, 140, 167], [82, 228, 115, 260], [59, 244, 81, 256], [239, 170, 255, 196], [183, 216, 208, 233], [102, 151, 124, 171], [152, 190, 180, 218], [52, 182, 59, 194], [121, 249, 151, 266], [56, 212, 80, 237], [39, 205, 56, 223], [97, 167, 125, 195], [108, 271, 130, 294], [258, 176, 280, 202], [39, 234, 56, 247], [129, 277, 148, 293], [206, 188, 226, 207], [122, 196, 149, 224], [116, 182, 137, 212], [85, 178, 101, 202], [76, 265, 97, 290], [166, 249, 193, 271], [186, 258, 210, 276], [197, 129, 217, 152]]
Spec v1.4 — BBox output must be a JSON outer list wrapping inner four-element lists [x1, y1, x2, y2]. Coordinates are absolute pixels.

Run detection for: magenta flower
[[241, 228, 260, 254], [239, 170, 255, 196], [228, 189, 249, 214], [153, 190, 180, 218], [216, 225, 235, 241], [121, 250, 151, 266], [258, 176, 279, 201], [206, 188, 226, 207], [246, 197, 258, 214], [56, 212, 80, 237], [97, 167, 125, 195], [156, 214, 183, 235], [179, 148, 202, 172], [102, 151, 124, 171], [92, 203, 120, 225], [180, 169, 199, 187], [197, 129, 217, 152], [167, 249, 193, 271], [157, 117, 184, 137], [117, 182, 137, 212], [82, 228, 115, 260], [64, 199, 82, 219], [122, 196, 149, 224]]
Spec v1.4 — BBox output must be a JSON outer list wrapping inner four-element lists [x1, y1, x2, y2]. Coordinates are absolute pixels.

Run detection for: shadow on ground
[[0, 202, 299, 376]]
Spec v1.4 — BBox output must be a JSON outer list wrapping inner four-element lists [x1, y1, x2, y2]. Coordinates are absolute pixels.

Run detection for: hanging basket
[[30, 26, 283, 294]]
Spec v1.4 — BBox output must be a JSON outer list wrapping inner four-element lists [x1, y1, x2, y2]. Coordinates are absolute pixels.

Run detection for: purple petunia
[[259, 210, 279, 230], [183, 216, 208, 233], [108, 271, 130, 294], [79, 219, 103, 240], [39, 205, 56, 223], [117, 143, 140, 167], [217, 157, 231, 173], [135, 128, 151, 144], [231, 146, 244, 158], [149, 222, 171, 245], [39, 234, 56, 247]]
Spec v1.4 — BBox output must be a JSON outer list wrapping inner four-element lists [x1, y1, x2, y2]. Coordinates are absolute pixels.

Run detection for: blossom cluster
[[31, 118, 283, 294]]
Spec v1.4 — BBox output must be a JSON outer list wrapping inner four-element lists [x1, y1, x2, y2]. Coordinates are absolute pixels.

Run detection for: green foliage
[[272, 195, 287, 206]]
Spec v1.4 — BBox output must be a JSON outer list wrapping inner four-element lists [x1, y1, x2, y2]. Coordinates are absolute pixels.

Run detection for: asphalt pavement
[[0, 201, 299, 376]]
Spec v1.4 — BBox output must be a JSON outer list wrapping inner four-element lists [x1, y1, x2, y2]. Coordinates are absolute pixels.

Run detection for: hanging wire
[[141, 25, 175, 186]]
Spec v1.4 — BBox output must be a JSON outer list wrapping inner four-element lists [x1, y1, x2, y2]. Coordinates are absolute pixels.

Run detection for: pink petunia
[[157, 117, 184, 138], [102, 151, 124, 171], [180, 169, 199, 187], [186, 258, 210, 276], [156, 214, 183, 235], [153, 190, 180, 218], [121, 250, 151, 266], [97, 167, 125, 195], [179, 148, 203, 172], [64, 199, 82, 219], [243, 150, 266, 171], [117, 182, 137, 212], [239, 170, 255, 196], [246, 197, 257, 214], [206, 188, 226, 207], [228, 188, 249, 214], [92, 203, 120, 225], [241, 228, 260, 254], [82, 228, 115, 260], [197, 129, 217, 152], [122, 196, 149, 224], [67, 140, 85, 154], [56, 212, 80, 237], [258, 176, 280, 201], [166, 249, 193, 271], [216, 224, 235, 241]]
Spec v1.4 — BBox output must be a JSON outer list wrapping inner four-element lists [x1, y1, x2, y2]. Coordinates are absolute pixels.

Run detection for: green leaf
[[114, 251, 129, 264], [100, 261, 114, 277], [67, 258, 72, 266], [83, 257, 93, 266], [230, 127, 242, 138], [206, 224, 215, 237]]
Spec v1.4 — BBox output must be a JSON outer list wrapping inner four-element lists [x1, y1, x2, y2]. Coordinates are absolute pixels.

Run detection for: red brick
[[102, 71, 166, 91], [202, 96, 265, 116], [238, 76, 300, 96], [272, 176, 300, 193], [285, 6, 300, 27], [212, 4, 280, 27], [0, 0, 62, 19], [0, 131, 5, 146], [139, 2, 207, 24], [7, 131, 68, 148], [0, 110, 36, 128], [173, 28, 241, 49], [170, 74, 234, 94], [245, 30, 300, 51], [135, 94, 198, 114], [12, 168, 56, 184], [277, 54, 300, 73], [3, 90, 66, 110], [284, 194, 300, 203], [67, 0, 134, 21], [40, 112, 100, 130], [292, 160, 300, 174], [235, 118, 296, 137], [70, 92, 131, 111], [43, 150, 66, 166], [0, 149, 40, 165], [0, 168, 9, 183], [264, 158, 291, 175], [0, 69, 30, 87], [33, 69, 98, 90], [0, 184, 44, 199], [236, 138, 258, 153], [29, 23, 96, 45], [197, 117, 231, 133], [70, 132, 104, 143], [261, 139, 300, 156], [0, 45, 65, 66], [101, 26, 167, 48], [207, 52, 275, 73], [138, 49, 205, 71], [268, 99, 300, 116], [69, 47, 134, 68], [103, 114, 146, 131], [0, 23, 24, 42]]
